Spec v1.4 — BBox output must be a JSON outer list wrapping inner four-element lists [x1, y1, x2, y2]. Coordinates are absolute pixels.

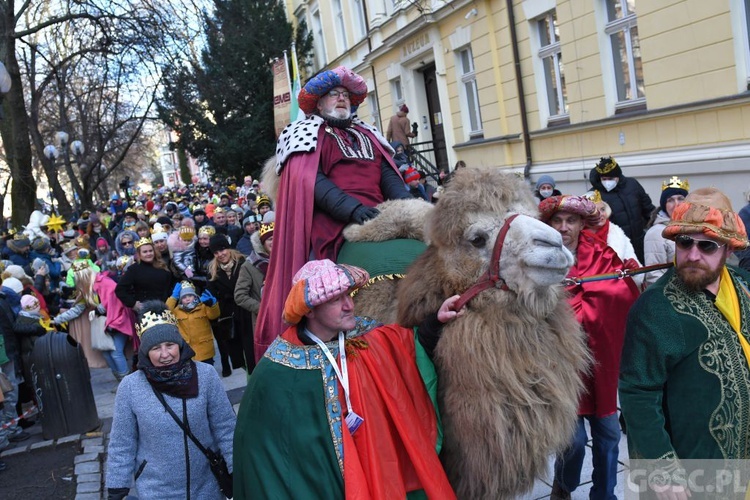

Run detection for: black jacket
[[115, 262, 175, 308], [207, 257, 245, 320], [589, 168, 654, 261]]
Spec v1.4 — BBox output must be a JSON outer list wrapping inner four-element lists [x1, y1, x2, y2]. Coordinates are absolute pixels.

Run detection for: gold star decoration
[[46, 213, 66, 233]]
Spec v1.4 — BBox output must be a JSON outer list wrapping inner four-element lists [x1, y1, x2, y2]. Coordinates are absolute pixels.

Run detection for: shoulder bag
[[151, 387, 233, 498]]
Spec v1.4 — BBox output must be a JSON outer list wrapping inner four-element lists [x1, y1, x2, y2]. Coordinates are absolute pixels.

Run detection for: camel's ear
[[396, 247, 446, 327], [260, 156, 279, 202]]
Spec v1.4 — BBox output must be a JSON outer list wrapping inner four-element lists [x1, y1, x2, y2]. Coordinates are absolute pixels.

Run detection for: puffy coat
[[166, 298, 220, 362]]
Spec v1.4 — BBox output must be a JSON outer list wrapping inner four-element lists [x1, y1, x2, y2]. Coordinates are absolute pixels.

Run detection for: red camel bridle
[[454, 213, 520, 311]]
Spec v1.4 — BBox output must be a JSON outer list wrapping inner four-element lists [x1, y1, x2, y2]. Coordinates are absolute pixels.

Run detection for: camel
[[343, 168, 590, 499]]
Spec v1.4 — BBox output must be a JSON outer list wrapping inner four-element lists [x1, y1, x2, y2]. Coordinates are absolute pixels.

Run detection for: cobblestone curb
[[74, 431, 106, 500]]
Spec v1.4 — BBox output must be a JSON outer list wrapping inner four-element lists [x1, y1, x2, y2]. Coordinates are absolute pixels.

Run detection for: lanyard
[[306, 331, 354, 414]]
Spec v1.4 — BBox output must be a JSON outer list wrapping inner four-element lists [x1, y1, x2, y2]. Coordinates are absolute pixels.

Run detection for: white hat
[[2, 277, 23, 294]]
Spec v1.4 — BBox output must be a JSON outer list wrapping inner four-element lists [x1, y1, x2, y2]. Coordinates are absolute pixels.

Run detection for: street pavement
[[4, 345, 632, 499]]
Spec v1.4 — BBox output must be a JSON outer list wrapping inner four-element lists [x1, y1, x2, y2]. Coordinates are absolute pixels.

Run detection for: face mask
[[601, 180, 617, 192], [539, 189, 554, 199]]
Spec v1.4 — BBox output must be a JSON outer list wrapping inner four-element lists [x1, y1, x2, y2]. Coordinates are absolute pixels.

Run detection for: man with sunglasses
[[255, 66, 411, 362], [620, 188, 750, 494]]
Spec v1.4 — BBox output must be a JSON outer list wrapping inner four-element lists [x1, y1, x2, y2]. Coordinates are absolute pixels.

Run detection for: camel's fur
[[354, 168, 589, 499], [343, 198, 433, 243], [260, 156, 280, 202]]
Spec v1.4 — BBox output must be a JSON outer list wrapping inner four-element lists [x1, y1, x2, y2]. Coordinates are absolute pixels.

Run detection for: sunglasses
[[675, 235, 725, 255], [121, 240, 133, 246]]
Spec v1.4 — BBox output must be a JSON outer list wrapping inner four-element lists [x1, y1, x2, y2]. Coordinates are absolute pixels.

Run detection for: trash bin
[[29, 331, 100, 440]]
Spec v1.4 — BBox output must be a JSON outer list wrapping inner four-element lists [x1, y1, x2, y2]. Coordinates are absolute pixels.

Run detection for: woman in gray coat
[[106, 301, 236, 500]]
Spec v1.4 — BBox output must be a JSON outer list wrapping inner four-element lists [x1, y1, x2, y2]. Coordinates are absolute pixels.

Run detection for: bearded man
[[254, 66, 410, 361], [540, 195, 640, 500], [620, 188, 750, 469]]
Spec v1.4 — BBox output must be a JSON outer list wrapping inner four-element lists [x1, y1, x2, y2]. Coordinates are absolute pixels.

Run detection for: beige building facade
[[288, 0, 750, 208]]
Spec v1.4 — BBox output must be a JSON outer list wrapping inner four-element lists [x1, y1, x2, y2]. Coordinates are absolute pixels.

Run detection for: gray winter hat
[[179, 281, 197, 300], [136, 301, 187, 359]]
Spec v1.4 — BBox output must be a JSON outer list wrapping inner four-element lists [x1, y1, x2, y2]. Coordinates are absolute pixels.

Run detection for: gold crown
[[13, 233, 28, 241], [256, 195, 271, 207], [179, 280, 195, 291], [134, 237, 153, 249], [7, 228, 17, 236], [213, 207, 225, 214], [198, 225, 216, 236], [179, 226, 196, 241], [135, 309, 178, 338], [259, 222, 274, 238], [595, 157, 618, 175], [71, 260, 91, 273], [662, 176, 689, 191], [584, 190, 602, 203]]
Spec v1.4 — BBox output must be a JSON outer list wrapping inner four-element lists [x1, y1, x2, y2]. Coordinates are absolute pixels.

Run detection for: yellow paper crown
[[135, 309, 178, 338], [662, 176, 689, 192], [584, 190, 602, 203], [134, 237, 153, 249], [256, 195, 271, 207], [595, 157, 618, 175], [259, 222, 274, 239], [71, 260, 91, 273], [179, 226, 196, 241], [198, 225, 216, 237]]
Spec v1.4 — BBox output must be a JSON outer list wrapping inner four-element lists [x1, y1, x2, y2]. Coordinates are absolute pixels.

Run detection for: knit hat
[[31, 237, 51, 253], [283, 259, 369, 325], [4, 265, 27, 280], [538, 195, 600, 226], [594, 156, 622, 178], [243, 212, 262, 226], [156, 216, 172, 227], [262, 211, 275, 224], [259, 223, 274, 244], [179, 281, 197, 300], [2, 277, 23, 294], [400, 104, 409, 113], [404, 167, 420, 184], [662, 187, 748, 250], [20, 294, 40, 314], [535, 175, 556, 190], [31, 258, 46, 274], [297, 66, 368, 115], [96, 237, 109, 250], [659, 176, 690, 214], [136, 301, 189, 359], [151, 230, 169, 243], [208, 234, 231, 253], [256, 195, 272, 209]]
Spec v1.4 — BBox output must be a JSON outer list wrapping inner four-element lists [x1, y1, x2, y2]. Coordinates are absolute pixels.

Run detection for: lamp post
[[43, 144, 59, 212]]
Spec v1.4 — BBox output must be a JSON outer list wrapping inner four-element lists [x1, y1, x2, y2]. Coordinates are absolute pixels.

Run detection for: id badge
[[345, 411, 364, 435]]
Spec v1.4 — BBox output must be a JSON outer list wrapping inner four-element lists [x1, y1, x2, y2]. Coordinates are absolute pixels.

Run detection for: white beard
[[321, 107, 351, 121]]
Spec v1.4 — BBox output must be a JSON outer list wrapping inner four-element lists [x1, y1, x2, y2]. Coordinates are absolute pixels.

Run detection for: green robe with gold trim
[[620, 265, 750, 460]]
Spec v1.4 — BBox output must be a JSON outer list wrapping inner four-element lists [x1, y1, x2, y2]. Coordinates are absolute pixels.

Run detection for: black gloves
[[351, 206, 380, 224]]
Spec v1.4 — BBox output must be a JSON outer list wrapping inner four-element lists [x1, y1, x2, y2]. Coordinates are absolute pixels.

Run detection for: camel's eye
[[470, 232, 487, 248]]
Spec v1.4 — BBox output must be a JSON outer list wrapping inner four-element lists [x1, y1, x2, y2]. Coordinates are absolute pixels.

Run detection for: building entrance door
[[421, 64, 450, 173]]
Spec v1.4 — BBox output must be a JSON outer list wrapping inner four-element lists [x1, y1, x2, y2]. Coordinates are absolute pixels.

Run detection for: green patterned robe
[[620, 265, 750, 460]]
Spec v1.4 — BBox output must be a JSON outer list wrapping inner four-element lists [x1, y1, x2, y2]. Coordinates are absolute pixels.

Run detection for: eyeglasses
[[674, 235, 725, 255], [326, 89, 350, 100], [121, 240, 133, 246]]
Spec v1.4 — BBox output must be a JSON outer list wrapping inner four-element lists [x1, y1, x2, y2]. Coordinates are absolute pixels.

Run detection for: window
[[745, 0, 750, 86], [604, 0, 645, 108], [458, 47, 483, 137], [537, 11, 568, 124], [353, 0, 367, 41], [391, 78, 403, 104], [311, 8, 327, 70], [333, 0, 348, 52]]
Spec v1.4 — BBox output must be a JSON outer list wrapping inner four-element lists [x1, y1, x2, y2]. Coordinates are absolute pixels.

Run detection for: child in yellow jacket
[[166, 281, 220, 363]]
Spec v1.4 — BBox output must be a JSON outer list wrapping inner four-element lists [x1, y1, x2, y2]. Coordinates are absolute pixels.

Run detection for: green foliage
[[157, 0, 313, 180], [178, 146, 191, 185]]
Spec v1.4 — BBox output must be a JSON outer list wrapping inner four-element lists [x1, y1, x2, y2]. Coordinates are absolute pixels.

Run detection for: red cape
[[566, 231, 640, 417], [254, 125, 402, 362]]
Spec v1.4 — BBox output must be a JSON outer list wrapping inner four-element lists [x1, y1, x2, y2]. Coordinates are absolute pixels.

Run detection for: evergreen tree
[[158, 0, 312, 180]]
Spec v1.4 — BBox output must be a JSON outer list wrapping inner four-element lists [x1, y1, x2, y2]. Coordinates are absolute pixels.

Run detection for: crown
[[179, 226, 196, 241], [71, 260, 91, 273], [584, 190, 602, 203], [256, 195, 271, 207], [259, 222, 274, 238], [134, 237, 153, 249], [135, 309, 179, 338], [7, 228, 17, 236], [179, 280, 195, 290], [595, 156, 618, 175], [198, 225, 216, 236], [213, 207, 225, 214], [662, 176, 689, 192], [13, 233, 28, 241]]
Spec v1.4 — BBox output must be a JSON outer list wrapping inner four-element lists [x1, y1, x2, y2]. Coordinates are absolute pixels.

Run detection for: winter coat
[[234, 260, 264, 322], [643, 211, 675, 287], [0, 293, 18, 359], [248, 232, 269, 276], [589, 169, 654, 261], [166, 298, 220, 362], [94, 273, 136, 337], [114, 230, 139, 257], [206, 258, 244, 320], [115, 262, 174, 309], [386, 111, 414, 145], [14, 312, 46, 354], [28, 250, 62, 282], [105, 362, 236, 499]]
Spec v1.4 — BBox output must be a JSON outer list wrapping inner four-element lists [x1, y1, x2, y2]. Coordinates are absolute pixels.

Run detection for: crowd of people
[[0, 63, 746, 499]]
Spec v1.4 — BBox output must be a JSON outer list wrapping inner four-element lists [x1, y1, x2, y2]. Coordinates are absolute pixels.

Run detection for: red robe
[[254, 125, 402, 362], [566, 231, 640, 417]]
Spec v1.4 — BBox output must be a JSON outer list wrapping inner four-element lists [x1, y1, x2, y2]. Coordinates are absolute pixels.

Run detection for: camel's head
[[426, 168, 573, 299]]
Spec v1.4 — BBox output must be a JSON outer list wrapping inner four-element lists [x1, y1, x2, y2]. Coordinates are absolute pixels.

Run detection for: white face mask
[[601, 179, 618, 192], [539, 189, 554, 199]]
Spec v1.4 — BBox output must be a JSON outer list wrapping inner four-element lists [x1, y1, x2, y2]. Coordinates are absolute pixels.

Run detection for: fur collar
[[275, 115, 394, 174]]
